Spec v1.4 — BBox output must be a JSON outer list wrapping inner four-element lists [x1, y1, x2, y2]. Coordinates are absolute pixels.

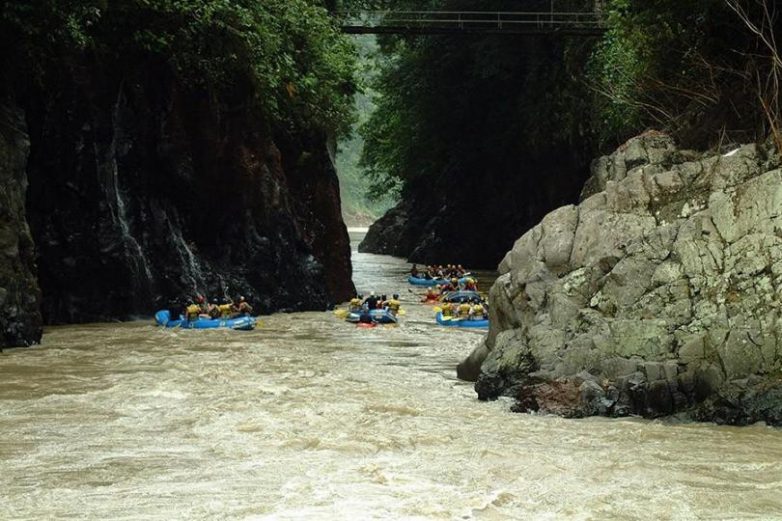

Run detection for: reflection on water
[[0, 232, 781, 519]]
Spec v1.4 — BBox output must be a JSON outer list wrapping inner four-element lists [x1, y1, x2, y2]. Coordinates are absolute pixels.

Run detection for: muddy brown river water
[[1, 231, 781, 520]]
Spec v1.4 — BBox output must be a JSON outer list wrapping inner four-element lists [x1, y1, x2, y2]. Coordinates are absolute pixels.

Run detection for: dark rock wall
[[18, 61, 353, 325], [359, 144, 588, 269], [0, 100, 42, 347]]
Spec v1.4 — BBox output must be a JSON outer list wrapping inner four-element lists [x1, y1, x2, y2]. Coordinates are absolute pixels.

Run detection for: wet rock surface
[[0, 100, 42, 347], [8, 60, 353, 329], [463, 132, 782, 425]]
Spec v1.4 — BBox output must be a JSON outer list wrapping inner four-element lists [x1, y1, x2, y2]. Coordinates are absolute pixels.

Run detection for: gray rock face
[[0, 101, 42, 347], [463, 131, 782, 425]]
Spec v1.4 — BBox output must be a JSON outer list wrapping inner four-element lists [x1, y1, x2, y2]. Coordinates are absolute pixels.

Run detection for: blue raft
[[408, 276, 470, 287], [346, 309, 398, 325], [408, 275, 448, 286], [435, 312, 488, 329], [441, 290, 481, 303], [155, 310, 256, 331]]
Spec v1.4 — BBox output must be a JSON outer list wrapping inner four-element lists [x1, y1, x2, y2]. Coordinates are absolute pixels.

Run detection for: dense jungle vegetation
[[0, 0, 357, 137]]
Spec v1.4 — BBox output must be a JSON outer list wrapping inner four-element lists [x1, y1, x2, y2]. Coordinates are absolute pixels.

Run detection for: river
[[1, 231, 781, 520]]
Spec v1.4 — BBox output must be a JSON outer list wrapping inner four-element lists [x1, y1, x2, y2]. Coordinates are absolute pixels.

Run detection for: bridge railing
[[340, 10, 606, 33]]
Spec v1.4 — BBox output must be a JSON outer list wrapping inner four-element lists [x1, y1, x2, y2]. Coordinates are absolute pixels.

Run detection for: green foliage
[[1, 0, 357, 135], [587, 0, 766, 147], [359, 0, 597, 196], [335, 35, 398, 225]]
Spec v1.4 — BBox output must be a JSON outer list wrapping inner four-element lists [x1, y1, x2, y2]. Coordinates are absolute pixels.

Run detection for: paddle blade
[[398, 309, 407, 316], [433, 306, 442, 313], [334, 309, 349, 318]]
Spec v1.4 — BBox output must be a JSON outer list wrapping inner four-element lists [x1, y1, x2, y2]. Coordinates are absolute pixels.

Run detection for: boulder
[[463, 132, 782, 424]]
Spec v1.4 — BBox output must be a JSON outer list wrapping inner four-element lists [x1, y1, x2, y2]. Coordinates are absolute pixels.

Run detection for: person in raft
[[363, 292, 380, 311], [208, 298, 221, 319], [421, 287, 439, 302], [410, 264, 420, 278], [217, 298, 234, 318], [386, 294, 402, 316], [468, 298, 485, 320], [234, 296, 253, 316], [457, 301, 472, 319], [439, 278, 458, 293], [348, 294, 363, 312], [464, 277, 478, 292], [185, 299, 201, 321], [196, 295, 210, 318]]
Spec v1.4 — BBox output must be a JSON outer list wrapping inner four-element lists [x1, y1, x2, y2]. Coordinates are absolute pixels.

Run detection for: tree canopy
[[0, 0, 358, 135]]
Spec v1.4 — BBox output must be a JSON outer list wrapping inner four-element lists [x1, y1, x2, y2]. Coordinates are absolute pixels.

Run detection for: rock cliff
[[359, 146, 588, 269], [461, 132, 782, 425], [1, 59, 354, 338], [0, 101, 42, 347]]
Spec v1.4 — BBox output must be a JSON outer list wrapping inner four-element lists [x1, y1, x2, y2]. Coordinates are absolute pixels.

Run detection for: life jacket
[[441, 303, 453, 316], [186, 304, 200, 320], [458, 303, 471, 316], [387, 299, 401, 312], [218, 304, 233, 317], [471, 304, 484, 318]]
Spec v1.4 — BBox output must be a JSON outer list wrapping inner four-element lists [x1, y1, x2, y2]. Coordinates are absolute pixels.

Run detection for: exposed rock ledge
[[459, 132, 782, 425]]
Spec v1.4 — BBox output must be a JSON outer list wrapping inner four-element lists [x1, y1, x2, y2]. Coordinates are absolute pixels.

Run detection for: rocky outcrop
[[359, 196, 428, 257], [13, 59, 353, 326], [359, 145, 589, 268], [462, 131, 782, 425], [0, 101, 42, 347]]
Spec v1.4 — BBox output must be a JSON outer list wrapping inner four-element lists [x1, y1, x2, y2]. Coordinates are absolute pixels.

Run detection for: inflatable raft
[[345, 309, 398, 325], [408, 276, 447, 286], [408, 276, 470, 286], [154, 310, 256, 331], [435, 312, 488, 329], [441, 290, 481, 303]]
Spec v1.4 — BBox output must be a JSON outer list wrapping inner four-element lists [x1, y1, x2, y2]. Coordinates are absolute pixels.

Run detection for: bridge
[[339, 9, 606, 36]]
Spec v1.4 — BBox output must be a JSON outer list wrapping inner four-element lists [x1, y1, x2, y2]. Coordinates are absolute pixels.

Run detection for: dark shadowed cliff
[[20, 62, 354, 324], [0, 1, 356, 345]]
